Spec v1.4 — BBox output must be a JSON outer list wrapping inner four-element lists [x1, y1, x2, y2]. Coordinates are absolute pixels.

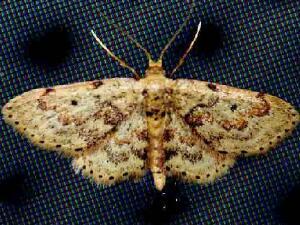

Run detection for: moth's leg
[[169, 21, 201, 77], [91, 30, 140, 80]]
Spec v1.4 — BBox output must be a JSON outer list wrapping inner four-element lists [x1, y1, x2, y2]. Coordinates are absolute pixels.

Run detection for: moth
[[2, 16, 299, 191]]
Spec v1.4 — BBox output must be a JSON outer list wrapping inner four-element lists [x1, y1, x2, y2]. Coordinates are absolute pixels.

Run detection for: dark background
[[0, 1, 299, 225]]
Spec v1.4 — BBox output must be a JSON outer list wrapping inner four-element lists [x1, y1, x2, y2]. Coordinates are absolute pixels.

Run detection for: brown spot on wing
[[137, 130, 148, 141], [230, 104, 238, 112], [71, 100, 78, 105], [58, 114, 72, 126], [37, 99, 47, 110], [75, 147, 83, 152], [85, 131, 111, 149], [179, 136, 198, 147], [132, 148, 147, 160], [165, 148, 178, 161], [182, 152, 203, 163], [91, 80, 103, 88], [142, 89, 148, 97], [256, 92, 265, 98], [42, 88, 55, 96], [249, 93, 270, 117], [221, 119, 248, 131], [37, 98, 56, 111], [163, 129, 174, 142], [184, 111, 213, 127], [207, 83, 218, 91]]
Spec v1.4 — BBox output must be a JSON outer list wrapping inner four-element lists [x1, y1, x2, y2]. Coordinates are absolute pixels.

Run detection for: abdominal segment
[[144, 86, 168, 191]]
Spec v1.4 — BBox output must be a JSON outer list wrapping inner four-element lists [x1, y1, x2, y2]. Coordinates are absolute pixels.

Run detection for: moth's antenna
[[169, 21, 201, 77], [91, 30, 140, 80], [158, 2, 195, 62], [96, 11, 153, 63]]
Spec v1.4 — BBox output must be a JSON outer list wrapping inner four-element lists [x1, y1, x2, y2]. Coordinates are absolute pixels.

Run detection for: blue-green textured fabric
[[0, 1, 299, 225]]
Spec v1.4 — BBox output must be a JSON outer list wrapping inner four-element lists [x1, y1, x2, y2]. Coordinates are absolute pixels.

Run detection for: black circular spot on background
[[170, 23, 223, 60], [191, 23, 223, 57], [25, 26, 73, 67], [278, 186, 300, 225], [0, 174, 26, 204], [142, 179, 187, 225]]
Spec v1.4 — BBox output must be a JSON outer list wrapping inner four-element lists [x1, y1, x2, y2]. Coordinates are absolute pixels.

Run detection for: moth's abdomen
[[144, 81, 167, 191]]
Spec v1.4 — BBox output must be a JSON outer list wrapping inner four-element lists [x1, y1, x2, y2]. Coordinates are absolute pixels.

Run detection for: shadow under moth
[[2, 17, 299, 191]]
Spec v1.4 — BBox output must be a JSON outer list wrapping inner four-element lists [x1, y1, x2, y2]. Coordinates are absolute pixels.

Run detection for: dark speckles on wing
[[136, 130, 148, 141], [163, 129, 174, 142], [107, 152, 130, 165], [132, 148, 147, 160], [165, 148, 178, 161], [184, 111, 213, 127], [182, 152, 203, 163], [94, 101, 124, 126]]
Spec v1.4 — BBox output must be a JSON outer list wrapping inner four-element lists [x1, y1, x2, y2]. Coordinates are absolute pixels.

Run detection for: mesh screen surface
[[0, 1, 299, 225]]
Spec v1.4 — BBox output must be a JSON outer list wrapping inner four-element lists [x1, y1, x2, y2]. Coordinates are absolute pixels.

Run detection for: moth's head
[[145, 60, 165, 78]]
